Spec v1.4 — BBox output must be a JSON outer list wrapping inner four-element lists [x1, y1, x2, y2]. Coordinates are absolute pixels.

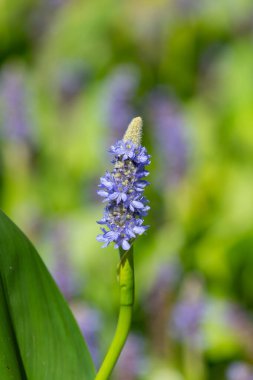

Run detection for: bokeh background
[[1, 1, 253, 379]]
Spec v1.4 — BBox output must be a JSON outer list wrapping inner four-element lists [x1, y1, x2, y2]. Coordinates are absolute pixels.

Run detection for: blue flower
[[226, 362, 253, 380], [109, 140, 136, 160], [97, 118, 150, 250]]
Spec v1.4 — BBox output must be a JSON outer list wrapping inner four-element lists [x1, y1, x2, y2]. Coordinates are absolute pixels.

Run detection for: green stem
[[94, 246, 134, 380], [183, 338, 206, 380]]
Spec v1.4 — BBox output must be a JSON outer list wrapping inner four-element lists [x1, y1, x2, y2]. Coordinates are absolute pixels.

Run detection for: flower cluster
[[97, 139, 151, 250]]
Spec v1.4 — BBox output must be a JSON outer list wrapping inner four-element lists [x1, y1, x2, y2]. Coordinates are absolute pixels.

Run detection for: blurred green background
[[1, 1, 253, 379]]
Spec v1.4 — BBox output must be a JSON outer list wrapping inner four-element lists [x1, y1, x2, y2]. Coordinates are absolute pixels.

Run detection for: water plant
[[95, 116, 150, 379], [0, 116, 150, 380]]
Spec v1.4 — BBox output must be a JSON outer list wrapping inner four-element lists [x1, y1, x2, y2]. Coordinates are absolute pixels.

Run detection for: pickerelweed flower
[[96, 117, 150, 251]]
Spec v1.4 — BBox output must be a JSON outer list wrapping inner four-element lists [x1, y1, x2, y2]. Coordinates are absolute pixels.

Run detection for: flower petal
[[122, 240, 130, 250], [133, 226, 145, 235], [97, 190, 109, 197], [132, 200, 144, 209]]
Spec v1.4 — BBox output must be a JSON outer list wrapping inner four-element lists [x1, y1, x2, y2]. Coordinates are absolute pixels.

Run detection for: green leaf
[[0, 210, 96, 380]]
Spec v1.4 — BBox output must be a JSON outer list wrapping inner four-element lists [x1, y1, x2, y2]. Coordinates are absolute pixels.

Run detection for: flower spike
[[97, 117, 151, 250], [123, 116, 142, 145]]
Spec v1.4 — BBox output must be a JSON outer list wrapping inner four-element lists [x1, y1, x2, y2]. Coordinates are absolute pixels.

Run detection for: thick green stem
[[183, 339, 206, 380], [94, 246, 134, 380]]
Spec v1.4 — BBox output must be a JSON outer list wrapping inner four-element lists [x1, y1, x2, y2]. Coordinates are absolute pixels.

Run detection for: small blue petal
[[109, 193, 118, 200], [122, 240, 130, 250], [132, 200, 144, 209], [96, 235, 106, 242], [97, 190, 109, 197], [121, 193, 127, 202], [133, 226, 146, 235], [100, 178, 113, 189]]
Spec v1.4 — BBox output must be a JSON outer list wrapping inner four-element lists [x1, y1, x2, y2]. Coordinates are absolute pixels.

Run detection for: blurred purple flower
[[172, 299, 205, 339], [71, 303, 101, 368], [170, 276, 205, 343], [148, 89, 189, 185], [0, 65, 33, 142], [52, 253, 77, 300], [146, 259, 181, 310], [104, 65, 139, 142], [50, 222, 78, 300], [226, 303, 253, 357], [54, 60, 90, 105], [155, 259, 182, 289], [113, 334, 146, 380], [145, 259, 181, 356], [29, 0, 68, 40], [47, 0, 68, 7], [175, 0, 200, 13], [226, 362, 253, 380]]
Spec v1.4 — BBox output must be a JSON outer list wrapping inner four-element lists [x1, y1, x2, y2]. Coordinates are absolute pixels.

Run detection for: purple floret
[[97, 139, 151, 250]]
